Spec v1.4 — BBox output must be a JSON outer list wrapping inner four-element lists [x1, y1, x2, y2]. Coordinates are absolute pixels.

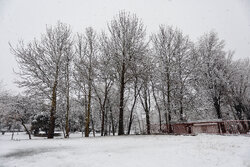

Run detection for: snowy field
[[0, 133, 250, 167]]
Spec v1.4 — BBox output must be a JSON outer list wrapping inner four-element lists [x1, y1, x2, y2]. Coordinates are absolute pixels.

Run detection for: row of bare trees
[[6, 11, 250, 138]]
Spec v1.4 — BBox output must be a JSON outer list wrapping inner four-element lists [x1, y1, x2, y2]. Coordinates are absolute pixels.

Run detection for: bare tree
[[60, 43, 74, 138], [74, 27, 98, 137], [226, 57, 250, 120], [138, 54, 152, 134], [197, 31, 228, 120], [93, 33, 115, 136], [11, 22, 73, 138], [152, 26, 185, 132], [171, 33, 199, 121], [108, 11, 147, 135]]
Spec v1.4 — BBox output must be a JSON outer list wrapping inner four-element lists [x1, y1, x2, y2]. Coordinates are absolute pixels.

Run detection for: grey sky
[[0, 0, 249, 93]]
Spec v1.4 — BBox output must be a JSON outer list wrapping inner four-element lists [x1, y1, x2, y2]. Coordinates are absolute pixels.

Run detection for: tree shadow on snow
[[2, 147, 63, 159]]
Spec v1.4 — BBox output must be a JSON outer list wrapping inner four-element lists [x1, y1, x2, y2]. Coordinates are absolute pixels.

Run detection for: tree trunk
[[139, 85, 151, 135], [118, 62, 126, 135], [65, 60, 70, 138], [179, 100, 184, 121], [167, 72, 172, 133], [48, 78, 58, 139], [85, 49, 92, 137], [213, 96, 226, 133], [162, 89, 167, 124], [91, 113, 95, 137], [145, 105, 150, 135], [108, 120, 111, 136], [20, 119, 31, 139], [144, 89, 151, 135], [104, 107, 108, 136], [234, 101, 244, 120], [127, 78, 139, 135], [145, 109, 150, 135], [127, 99, 137, 135], [65, 97, 70, 138], [101, 84, 108, 136], [85, 85, 92, 137], [213, 96, 222, 119], [109, 102, 115, 136], [101, 106, 105, 136], [151, 81, 162, 132]]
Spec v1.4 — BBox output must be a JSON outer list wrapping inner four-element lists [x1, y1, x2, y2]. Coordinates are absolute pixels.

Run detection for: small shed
[[191, 123, 219, 134]]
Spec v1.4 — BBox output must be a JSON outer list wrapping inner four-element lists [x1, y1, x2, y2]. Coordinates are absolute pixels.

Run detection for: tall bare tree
[[197, 31, 227, 120], [11, 22, 73, 138], [108, 11, 147, 135], [93, 33, 115, 136], [60, 44, 74, 138], [152, 26, 182, 132], [138, 54, 152, 134], [74, 27, 98, 137], [225, 57, 250, 120]]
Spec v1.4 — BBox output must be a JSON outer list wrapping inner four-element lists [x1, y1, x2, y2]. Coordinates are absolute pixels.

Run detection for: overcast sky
[[0, 0, 250, 93]]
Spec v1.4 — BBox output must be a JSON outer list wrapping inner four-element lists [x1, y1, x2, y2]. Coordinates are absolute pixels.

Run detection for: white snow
[[0, 133, 250, 167]]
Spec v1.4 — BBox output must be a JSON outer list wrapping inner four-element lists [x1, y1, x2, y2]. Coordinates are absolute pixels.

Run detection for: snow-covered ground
[[0, 132, 250, 167]]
